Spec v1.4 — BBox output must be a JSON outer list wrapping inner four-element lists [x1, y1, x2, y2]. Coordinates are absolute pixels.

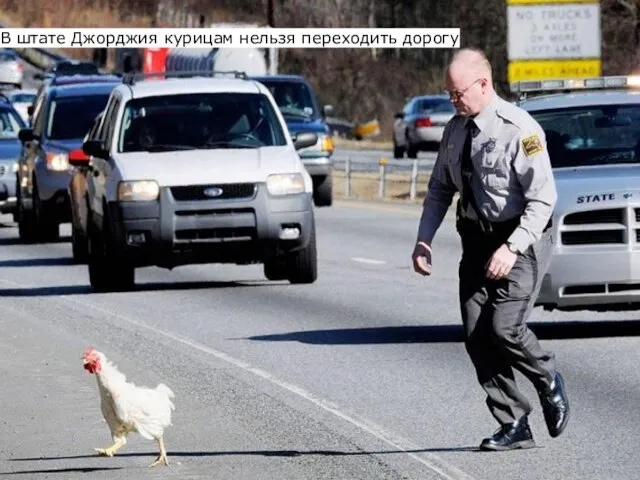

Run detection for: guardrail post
[[345, 156, 351, 198], [410, 158, 419, 201], [378, 157, 388, 200]]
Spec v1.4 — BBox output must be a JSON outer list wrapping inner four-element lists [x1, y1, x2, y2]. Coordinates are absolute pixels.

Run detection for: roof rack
[[122, 70, 248, 86], [512, 75, 640, 100]]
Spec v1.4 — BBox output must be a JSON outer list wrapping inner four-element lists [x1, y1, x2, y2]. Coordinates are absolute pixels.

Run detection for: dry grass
[[332, 170, 431, 203], [332, 137, 393, 151]]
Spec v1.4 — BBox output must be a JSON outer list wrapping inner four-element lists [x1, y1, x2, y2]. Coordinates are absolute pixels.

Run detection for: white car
[[5, 88, 37, 124], [393, 94, 455, 158], [0, 49, 23, 89], [515, 75, 640, 312], [78, 72, 319, 292]]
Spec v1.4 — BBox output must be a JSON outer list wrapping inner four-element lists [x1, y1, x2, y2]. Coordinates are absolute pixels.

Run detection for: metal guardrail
[[330, 154, 435, 201]]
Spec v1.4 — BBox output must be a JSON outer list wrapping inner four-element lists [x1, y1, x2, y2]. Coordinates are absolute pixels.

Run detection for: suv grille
[[561, 208, 627, 245], [563, 208, 623, 225], [170, 183, 256, 201]]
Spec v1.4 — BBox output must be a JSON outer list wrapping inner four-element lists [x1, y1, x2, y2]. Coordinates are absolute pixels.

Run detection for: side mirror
[[82, 139, 108, 159], [322, 104, 334, 117], [18, 128, 33, 143], [293, 132, 318, 150], [394, 112, 404, 119], [27, 105, 34, 116], [68, 148, 90, 166], [33, 72, 43, 80]]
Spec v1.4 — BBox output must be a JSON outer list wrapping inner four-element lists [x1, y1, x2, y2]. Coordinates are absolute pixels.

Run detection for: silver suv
[[80, 72, 319, 292]]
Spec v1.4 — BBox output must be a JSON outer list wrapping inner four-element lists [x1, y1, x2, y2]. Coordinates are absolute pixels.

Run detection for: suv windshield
[[529, 104, 640, 168], [0, 107, 24, 139], [258, 80, 317, 119], [118, 92, 287, 152], [46, 94, 110, 140]]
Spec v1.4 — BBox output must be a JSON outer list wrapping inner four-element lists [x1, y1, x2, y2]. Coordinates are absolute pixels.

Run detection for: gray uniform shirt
[[416, 94, 557, 254]]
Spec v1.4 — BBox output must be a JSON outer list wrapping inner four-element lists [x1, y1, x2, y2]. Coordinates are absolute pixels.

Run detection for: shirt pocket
[[481, 150, 510, 190]]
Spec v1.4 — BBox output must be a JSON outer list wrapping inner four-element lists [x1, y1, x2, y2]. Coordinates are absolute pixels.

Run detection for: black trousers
[[457, 221, 556, 425]]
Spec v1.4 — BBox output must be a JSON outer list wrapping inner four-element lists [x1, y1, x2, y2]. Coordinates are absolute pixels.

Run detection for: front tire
[[87, 215, 135, 292], [286, 220, 318, 284], [313, 175, 333, 207]]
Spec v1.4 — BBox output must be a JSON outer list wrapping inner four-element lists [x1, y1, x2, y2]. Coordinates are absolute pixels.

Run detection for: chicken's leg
[[149, 436, 169, 467], [95, 437, 126, 457]]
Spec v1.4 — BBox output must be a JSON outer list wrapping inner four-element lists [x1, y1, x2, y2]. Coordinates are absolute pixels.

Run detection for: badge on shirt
[[482, 138, 497, 153], [522, 134, 544, 157]]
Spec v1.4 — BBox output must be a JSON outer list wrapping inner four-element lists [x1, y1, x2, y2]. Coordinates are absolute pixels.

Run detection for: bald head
[[445, 48, 495, 116], [447, 48, 493, 82]]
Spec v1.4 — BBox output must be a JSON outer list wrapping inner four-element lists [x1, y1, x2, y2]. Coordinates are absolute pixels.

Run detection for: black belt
[[457, 214, 552, 236]]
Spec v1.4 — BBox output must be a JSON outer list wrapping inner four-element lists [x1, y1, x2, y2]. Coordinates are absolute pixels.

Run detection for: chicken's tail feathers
[[156, 383, 175, 400]]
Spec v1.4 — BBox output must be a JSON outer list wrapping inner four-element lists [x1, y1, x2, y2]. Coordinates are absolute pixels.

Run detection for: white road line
[[0, 277, 477, 480], [351, 257, 387, 265]]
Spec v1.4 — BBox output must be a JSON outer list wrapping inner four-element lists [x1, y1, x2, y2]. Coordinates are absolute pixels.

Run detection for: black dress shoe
[[479, 416, 535, 451], [539, 372, 570, 438]]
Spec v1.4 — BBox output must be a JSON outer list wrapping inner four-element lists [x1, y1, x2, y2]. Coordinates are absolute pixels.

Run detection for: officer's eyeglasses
[[447, 79, 482, 100]]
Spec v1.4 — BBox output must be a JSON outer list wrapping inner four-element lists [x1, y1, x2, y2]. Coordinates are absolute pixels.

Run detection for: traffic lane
[[2, 208, 640, 479], [0, 234, 433, 478], [0, 298, 423, 480]]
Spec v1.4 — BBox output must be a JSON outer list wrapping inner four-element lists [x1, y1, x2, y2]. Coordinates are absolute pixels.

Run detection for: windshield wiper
[[144, 144, 195, 152], [201, 141, 258, 149]]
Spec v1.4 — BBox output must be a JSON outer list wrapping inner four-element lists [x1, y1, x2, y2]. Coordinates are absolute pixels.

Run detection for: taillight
[[415, 117, 432, 128]]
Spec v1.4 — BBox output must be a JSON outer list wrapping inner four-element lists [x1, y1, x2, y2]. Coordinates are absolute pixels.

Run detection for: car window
[[414, 98, 450, 113], [0, 50, 17, 62], [0, 107, 24, 138], [429, 102, 455, 113], [259, 81, 317, 119], [529, 104, 640, 168], [117, 92, 288, 153], [45, 94, 111, 140], [9, 93, 36, 103]]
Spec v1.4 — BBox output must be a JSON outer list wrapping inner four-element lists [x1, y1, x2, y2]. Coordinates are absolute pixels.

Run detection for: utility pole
[[267, 0, 275, 27]]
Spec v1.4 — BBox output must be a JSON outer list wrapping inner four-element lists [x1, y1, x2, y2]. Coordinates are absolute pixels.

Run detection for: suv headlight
[[117, 180, 159, 201], [266, 173, 305, 196], [46, 152, 69, 171], [11, 162, 18, 173]]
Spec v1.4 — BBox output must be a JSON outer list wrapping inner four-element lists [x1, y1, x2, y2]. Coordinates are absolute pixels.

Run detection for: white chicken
[[82, 347, 175, 467]]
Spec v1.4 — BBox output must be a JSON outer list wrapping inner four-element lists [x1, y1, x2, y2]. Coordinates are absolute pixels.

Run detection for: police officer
[[412, 48, 569, 451]]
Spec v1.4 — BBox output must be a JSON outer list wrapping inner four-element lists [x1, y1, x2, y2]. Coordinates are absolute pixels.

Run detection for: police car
[[80, 71, 319, 292], [514, 75, 640, 312]]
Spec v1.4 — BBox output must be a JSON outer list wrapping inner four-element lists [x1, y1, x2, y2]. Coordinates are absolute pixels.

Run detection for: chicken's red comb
[[83, 347, 96, 358]]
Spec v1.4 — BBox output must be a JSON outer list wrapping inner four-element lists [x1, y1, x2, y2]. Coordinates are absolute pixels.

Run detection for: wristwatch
[[506, 242, 519, 254]]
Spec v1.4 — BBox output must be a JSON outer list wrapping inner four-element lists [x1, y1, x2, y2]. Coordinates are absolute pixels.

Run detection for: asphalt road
[[4, 55, 640, 479], [1, 200, 640, 480]]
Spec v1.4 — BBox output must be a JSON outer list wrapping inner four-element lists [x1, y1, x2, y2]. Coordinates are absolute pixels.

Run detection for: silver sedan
[[392, 94, 455, 158]]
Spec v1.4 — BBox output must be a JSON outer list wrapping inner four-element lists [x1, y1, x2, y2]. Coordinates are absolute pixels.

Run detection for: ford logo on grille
[[203, 187, 223, 198]]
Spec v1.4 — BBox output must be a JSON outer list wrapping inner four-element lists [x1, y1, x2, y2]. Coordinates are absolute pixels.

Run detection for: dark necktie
[[460, 118, 476, 216]]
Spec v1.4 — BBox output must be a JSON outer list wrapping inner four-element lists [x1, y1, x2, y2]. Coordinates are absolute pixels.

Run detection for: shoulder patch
[[521, 134, 543, 157]]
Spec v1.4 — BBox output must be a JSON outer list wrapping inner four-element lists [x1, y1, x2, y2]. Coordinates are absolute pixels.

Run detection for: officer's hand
[[485, 244, 517, 280], [412, 241, 432, 276]]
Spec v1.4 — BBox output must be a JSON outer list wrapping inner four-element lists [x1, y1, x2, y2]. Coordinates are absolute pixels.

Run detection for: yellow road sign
[[508, 59, 601, 84]]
